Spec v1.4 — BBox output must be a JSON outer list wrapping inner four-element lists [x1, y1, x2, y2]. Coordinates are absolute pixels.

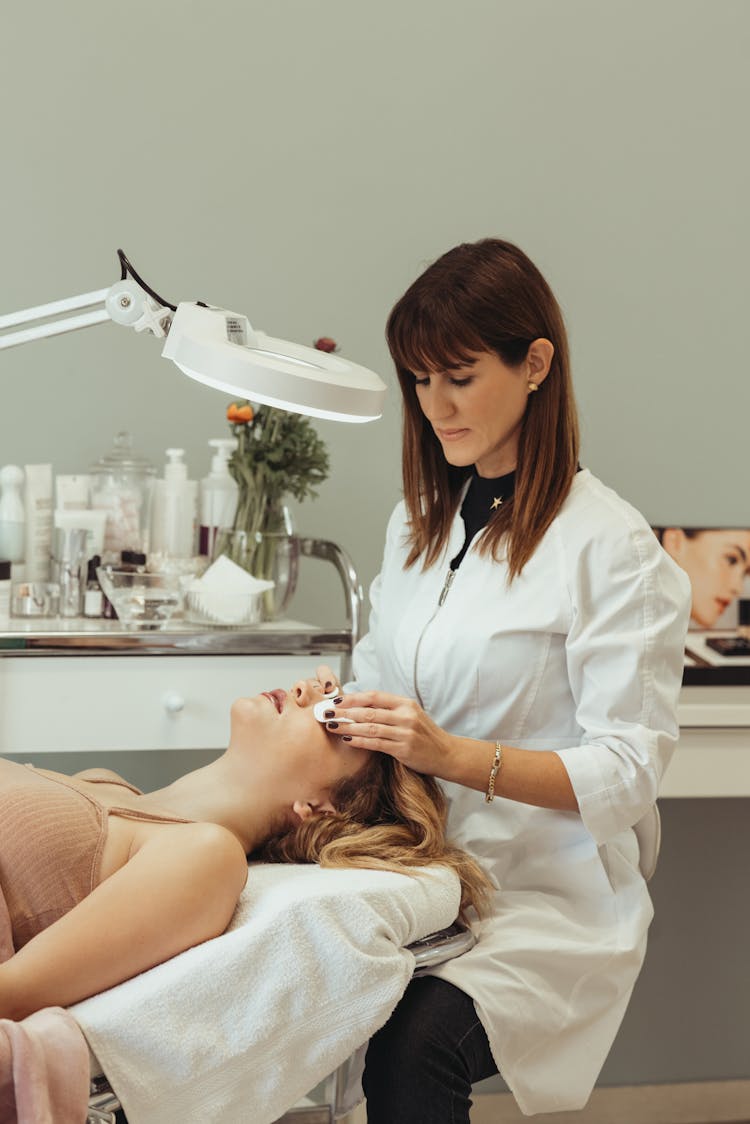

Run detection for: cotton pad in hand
[[313, 699, 355, 725]]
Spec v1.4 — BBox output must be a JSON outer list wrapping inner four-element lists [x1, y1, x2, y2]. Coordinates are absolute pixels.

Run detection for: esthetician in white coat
[[318, 239, 691, 1120]]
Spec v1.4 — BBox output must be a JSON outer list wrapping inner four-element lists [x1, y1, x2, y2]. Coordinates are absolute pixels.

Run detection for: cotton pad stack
[[185, 554, 274, 626]]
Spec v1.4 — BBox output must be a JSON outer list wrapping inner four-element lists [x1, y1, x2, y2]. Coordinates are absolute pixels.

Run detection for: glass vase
[[212, 504, 299, 621]]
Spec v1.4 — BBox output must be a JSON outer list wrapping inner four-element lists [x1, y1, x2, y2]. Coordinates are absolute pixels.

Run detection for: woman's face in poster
[[661, 529, 750, 628]]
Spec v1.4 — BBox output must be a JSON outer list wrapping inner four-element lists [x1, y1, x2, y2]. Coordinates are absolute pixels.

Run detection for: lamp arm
[[0, 280, 170, 351], [0, 289, 110, 349], [1, 251, 387, 421]]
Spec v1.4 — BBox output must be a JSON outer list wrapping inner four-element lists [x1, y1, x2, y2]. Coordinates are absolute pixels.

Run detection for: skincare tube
[[23, 464, 54, 582], [55, 474, 92, 511], [54, 508, 107, 559], [0, 464, 25, 563]]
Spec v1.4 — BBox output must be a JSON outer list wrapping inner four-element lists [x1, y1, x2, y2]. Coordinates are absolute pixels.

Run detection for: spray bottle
[[198, 439, 238, 557], [151, 448, 197, 558]]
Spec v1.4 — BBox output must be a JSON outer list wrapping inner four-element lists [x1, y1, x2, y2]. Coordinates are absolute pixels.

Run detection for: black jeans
[[363, 976, 500, 1124]]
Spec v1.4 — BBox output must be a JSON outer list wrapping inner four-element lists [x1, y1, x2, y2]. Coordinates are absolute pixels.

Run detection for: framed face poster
[[653, 527, 750, 681]]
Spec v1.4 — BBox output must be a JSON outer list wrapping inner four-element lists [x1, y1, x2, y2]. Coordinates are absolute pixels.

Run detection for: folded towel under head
[[74, 861, 461, 1124]]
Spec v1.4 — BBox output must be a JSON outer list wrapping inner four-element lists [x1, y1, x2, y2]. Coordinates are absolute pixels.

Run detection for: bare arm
[[328, 690, 578, 813], [438, 733, 577, 811], [0, 821, 248, 1020]]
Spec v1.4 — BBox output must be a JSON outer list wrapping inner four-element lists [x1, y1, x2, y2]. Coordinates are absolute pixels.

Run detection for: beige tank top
[[0, 759, 190, 951]]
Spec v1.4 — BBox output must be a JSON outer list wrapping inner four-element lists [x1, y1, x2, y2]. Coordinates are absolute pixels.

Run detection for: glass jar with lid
[[90, 432, 156, 561]]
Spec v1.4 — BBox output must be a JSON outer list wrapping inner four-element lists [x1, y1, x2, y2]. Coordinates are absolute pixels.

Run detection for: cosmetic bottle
[[151, 448, 197, 558], [0, 465, 25, 564], [83, 554, 104, 618], [55, 474, 91, 511], [198, 439, 238, 557], [120, 550, 147, 571], [0, 560, 11, 627], [23, 464, 54, 581], [51, 527, 87, 618], [54, 508, 107, 562]]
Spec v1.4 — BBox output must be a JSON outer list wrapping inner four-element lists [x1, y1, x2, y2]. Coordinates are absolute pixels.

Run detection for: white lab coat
[[348, 469, 691, 1115]]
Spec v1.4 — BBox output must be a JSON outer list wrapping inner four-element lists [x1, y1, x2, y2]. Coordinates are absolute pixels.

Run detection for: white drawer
[[0, 655, 341, 753]]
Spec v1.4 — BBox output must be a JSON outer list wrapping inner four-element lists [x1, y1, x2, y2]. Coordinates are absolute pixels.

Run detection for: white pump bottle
[[150, 448, 197, 558], [199, 438, 238, 557], [0, 464, 26, 563]]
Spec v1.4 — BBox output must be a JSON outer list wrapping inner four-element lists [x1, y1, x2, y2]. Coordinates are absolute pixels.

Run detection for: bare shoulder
[[169, 820, 247, 867], [188, 821, 247, 859], [130, 820, 249, 892], [175, 823, 250, 916]]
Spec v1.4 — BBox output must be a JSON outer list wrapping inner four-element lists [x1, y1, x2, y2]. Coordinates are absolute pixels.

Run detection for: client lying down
[[0, 675, 489, 1020]]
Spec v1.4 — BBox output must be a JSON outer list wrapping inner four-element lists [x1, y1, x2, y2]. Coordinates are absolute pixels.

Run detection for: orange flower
[[226, 402, 254, 424]]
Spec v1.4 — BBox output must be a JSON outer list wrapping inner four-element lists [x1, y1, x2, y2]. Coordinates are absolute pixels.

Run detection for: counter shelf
[[0, 537, 362, 673], [0, 620, 354, 659]]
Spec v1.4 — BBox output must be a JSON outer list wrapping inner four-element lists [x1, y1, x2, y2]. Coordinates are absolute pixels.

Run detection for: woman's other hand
[[311, 663, 340, 695], [293, 665, 340, 699], [326, 690, 458, 777]]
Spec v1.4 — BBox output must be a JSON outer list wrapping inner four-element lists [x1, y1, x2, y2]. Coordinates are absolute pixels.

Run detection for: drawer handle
[[163, 692, 185, 714]]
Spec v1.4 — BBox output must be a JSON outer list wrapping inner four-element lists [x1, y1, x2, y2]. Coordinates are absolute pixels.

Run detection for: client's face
[[229, 679, 368, 816]]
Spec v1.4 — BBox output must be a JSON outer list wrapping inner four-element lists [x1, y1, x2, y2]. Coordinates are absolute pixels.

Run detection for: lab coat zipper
[[413, 567, 456, 708]]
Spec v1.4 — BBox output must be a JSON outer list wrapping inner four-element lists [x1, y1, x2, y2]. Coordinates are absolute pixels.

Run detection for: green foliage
[[226, 403, 330, 535]]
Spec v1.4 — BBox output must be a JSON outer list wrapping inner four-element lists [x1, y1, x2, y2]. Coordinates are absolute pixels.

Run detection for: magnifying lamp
[[0, 250, 387, 423]]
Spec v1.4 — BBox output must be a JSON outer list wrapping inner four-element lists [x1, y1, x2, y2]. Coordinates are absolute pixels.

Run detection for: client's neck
[[148, 755, 289, 854]]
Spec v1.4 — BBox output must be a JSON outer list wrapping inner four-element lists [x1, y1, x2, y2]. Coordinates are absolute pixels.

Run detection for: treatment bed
[[77, 861, 471, 1124]]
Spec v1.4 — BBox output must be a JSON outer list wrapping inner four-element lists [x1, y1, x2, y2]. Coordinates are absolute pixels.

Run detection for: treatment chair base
[[87, 1074, 124, 1123]]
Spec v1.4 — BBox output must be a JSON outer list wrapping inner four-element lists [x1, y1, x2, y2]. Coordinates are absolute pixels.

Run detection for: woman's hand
[[326, 690, 458, 777], [294, 665, 341, 701], [312, 664, 341, 695]]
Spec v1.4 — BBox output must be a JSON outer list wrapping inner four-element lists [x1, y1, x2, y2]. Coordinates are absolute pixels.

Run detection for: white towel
[[73, 861, 460, 1124]]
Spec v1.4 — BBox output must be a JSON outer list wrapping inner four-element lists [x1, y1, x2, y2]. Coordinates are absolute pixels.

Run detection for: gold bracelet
[[485, 741, 503, 803]]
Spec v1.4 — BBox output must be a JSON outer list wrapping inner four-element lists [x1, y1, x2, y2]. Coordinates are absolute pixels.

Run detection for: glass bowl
[[97, 567, 184, 630]]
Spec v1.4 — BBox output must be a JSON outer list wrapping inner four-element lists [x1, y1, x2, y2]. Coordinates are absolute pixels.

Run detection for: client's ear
[[292, 799, 335, 822]]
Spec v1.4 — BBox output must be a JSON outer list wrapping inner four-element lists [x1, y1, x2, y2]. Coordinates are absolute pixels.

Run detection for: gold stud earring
[[528, 381, 539, 393]]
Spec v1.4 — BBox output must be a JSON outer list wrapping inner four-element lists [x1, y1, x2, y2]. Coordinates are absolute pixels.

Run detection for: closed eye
[[414, 376, 473, 388]]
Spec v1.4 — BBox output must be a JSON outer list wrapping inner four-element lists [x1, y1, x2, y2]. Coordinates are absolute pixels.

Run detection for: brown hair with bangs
[[387, 238, 580, 581], [256, 753, 491, 922]]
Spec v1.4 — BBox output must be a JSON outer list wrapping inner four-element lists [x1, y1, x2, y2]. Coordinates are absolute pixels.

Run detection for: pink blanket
[[0, 883, 90, 1124]]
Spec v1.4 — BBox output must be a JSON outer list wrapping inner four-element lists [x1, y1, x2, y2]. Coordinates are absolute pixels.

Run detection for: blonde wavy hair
[[256, 753, 492, 921]]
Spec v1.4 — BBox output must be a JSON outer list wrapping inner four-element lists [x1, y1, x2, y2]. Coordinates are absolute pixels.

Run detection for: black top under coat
[[450, 469, 516, 571]]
